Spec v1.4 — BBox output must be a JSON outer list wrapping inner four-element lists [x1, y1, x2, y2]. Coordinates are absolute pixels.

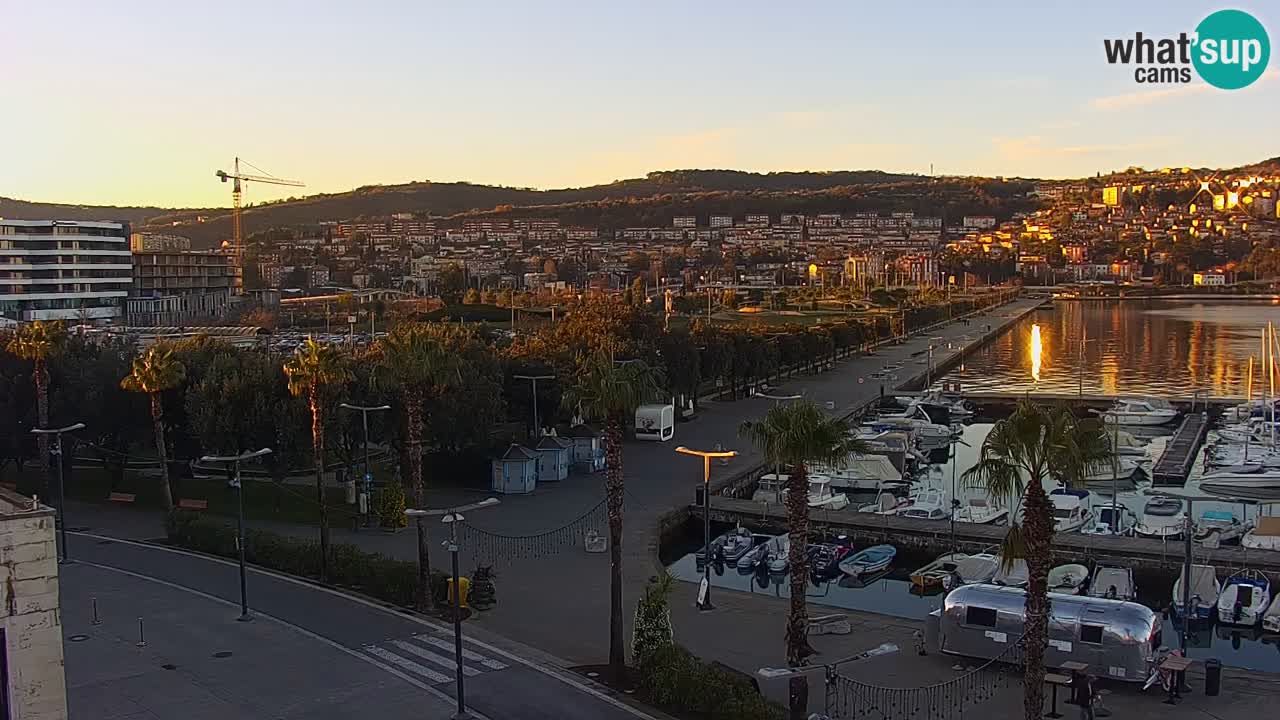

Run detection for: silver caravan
[[934, 584, 1161, 682]]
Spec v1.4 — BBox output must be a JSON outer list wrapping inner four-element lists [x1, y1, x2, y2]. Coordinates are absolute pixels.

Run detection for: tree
[[438, 263, 467, 305], [562, 352, 663, 681], [283, 338, 351, 584], [120, 343, 187, 511], [962, 400, 1109, 720], [463, 288, 481, 305], [6, 320, 66, 488], [372, 323, 463, 610], [739, 401, 865, 716]]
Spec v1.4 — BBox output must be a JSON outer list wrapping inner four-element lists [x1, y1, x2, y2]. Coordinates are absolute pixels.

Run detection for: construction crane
[[216, 158, 304, 293]]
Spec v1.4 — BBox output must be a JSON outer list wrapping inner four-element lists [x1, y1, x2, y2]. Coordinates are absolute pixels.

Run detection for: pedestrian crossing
[[360, 632, 508, 685]]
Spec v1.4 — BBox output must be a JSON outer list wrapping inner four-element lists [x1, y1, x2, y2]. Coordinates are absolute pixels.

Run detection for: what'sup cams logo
[[1104, 9, 1270, 89]]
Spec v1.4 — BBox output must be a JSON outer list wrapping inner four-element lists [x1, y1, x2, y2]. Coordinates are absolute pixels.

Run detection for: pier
[[1152, 412, 1212, 486], [699, 495, 1280, 575]]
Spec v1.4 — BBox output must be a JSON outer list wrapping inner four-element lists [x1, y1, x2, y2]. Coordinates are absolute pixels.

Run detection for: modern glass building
[[0, 219, 133, 322]]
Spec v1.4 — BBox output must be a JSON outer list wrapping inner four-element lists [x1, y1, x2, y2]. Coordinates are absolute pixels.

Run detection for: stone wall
[[0, 490, 66, 720]]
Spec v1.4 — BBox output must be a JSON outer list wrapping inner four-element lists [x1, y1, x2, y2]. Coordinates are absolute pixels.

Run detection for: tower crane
[[216, 158, 304, 293]]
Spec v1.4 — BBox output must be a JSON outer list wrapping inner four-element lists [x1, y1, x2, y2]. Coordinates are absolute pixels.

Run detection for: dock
[[1152, 412, 1211, 486], [699, 495, 1280, 575]]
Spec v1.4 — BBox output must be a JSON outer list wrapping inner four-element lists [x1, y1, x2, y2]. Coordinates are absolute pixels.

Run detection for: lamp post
[[675, 446, 737, 611], [512, 374, 555, 439], [338, 403, 391, 522], [200, 448, 272, 621], [31, 422, 84, 563], [406, 498, 500, 720]]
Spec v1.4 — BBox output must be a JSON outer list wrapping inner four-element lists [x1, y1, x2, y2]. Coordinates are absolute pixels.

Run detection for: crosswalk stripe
[[413, 633, 508, 670], [363, 645, 453, 684], [391, 639, 482, 677]]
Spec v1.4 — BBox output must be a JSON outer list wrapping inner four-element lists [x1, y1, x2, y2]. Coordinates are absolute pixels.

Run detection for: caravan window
[[1080, 624, 1104, 644], [965, 606, 997, 628]]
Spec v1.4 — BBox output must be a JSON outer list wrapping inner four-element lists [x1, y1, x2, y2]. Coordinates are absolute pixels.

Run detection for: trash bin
[[1204, 658, 1221, 696], [447, 576, 471, 609]]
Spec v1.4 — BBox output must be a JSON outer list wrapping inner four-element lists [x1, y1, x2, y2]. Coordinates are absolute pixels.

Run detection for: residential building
[[709, 215, 733, 228], [0, 487, 67, 720], [673, 216, 697, 228], [1193, 272, 1226, 286], [0, 219, 133, 322], [129, 232, 191, 252], [128, 248, 235, 325]]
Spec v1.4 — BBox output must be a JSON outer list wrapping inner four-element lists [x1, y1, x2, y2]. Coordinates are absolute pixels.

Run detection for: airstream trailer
[[936, 584, 1160, 682]]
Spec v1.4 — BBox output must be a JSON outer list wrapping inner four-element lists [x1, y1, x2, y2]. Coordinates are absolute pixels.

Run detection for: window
[[965, 606, 997, 628], [1080, 624, 1104, 644]]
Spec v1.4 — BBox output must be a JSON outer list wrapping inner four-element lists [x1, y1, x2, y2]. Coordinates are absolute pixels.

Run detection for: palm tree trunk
[[785, 462, 814, 719], [34, 359, 50, 493], [311, 391, 330, 583], [604, 415, 626, 680], [151, 394, 173, 512], [1021, 480, 1053, 720], [406, 396, 431, 611]]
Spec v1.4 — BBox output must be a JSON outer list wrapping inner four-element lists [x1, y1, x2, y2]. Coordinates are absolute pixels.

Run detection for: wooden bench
[[108, 492, 137, 504], [177, 499, 208, 511]]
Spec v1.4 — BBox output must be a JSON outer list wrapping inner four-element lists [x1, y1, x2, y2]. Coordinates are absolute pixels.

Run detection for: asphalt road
[[65, 531, 659, 720]]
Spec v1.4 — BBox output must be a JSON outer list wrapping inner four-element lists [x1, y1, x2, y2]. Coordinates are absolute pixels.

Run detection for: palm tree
[[739, 402, 865, 675], [120, 343, 187, 511], [962, 400, 1109, 720], [371, 324, 460, 610], [562, 352, 663, 681], [6, 320, 67, 487], [283, 338, 351, 584]]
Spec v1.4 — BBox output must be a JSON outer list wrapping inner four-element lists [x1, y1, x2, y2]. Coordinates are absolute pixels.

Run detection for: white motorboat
[[751, 473, 788, 504], [1082, 504, 1136, 537], [767, 536, 791, 573], [1048, 563, 1090, 594], [1216, 418, 1280, 445], [1264, 593, 1280, 633], [1089, 566, 1137, 601], [953, 497, 1009, 525], [1204, 442, 1280, 469], [1095, 398, 1179, 426], [1242, 517, 1280, 551], [993, 558, 1029, 587], [1193, 510, 1249, 547], [807, 477, 849, 510], [864, 417, 957, 452], [1172, 563, 1220, 621], [1077, 457, 1147, 490], [1050, 490, 1092, 533], [950, 553, 1000, 586], [858, 491, 909, 515], [896, 487, 950, 521], [1134, 496, 1186, 540], [1200, 464, 1280, 491], [717, 527, 757, 563], [1108, 429, 1151, 457], [1218, 569, 1270, 626], [810, 454, 905, 492]]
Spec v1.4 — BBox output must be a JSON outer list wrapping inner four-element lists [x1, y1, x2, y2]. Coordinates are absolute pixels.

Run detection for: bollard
[[136, 617, 146, 648], [91, 597, 101, 626]]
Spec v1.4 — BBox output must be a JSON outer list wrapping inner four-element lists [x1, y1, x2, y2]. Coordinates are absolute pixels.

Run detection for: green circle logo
[[1193, 9, 1270, 89]]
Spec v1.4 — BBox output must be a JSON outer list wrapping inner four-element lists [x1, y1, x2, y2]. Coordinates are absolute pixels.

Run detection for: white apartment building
[[0, 219, 133, 323]]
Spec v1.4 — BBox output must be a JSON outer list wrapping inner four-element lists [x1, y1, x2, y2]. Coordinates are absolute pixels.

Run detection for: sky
[[3, 1, 1277, 208]]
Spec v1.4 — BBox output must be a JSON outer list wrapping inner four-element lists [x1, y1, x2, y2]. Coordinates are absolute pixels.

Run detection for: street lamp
[[338, 403, 391, 522], [512, 374, 555, 439], [200, 448, 272, 621], [406, 497, 500, 720], [31, 422, 84, 563], [676, 446, 737, 611]]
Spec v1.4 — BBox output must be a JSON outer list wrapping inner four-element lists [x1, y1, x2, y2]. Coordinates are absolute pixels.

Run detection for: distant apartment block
[[0, 219, 133, 323], [128, 247, 234, 325], [743, 213, 769, 226], [962, 216, 997, 229], [673, 216, 697, 228], [129, 232, 191, 252], [709, 215, 733, 228]]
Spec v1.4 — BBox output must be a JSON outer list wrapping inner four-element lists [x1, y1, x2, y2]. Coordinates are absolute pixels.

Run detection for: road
[[63, 531, 661, 720]]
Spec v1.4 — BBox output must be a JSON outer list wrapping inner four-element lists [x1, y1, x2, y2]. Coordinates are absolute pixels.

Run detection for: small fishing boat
[[1082, 504, 1135, 537], [1218, 569, 1270, 626], [949, 553, 1000, 587], [750, 473, 787, 504], [1194, 510, 1249, 547], [910, 552, 969, 591], [1172, 563, 1220, 621], [1048, 563, 1090, 594], [1089, 566, 1137, 601], [838, 544, 897, 578], [1134, 496, 1186, 540], [993, 558, 1029, 588], [953, 497, 1008, 525], [897, 487, 950, 521], [1050, 489, 1092, 533], [1263, 593, 1280, 633], [1095, 398, 1179, 426], [807, 477, 849, 510]]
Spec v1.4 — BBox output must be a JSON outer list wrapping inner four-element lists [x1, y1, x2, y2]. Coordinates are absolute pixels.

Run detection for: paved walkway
[[64, 296, 1041, 670], [63, 532, 664, 720]]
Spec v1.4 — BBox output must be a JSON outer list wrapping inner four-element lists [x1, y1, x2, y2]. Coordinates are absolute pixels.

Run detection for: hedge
[[639, 644, 785, 720], [165, 510, 449, 606]]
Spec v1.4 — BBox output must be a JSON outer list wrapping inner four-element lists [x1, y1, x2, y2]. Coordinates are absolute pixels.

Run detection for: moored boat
[[1194, 510, 1249, 547], [1134, 496, 1187, 540], [1050, 489, 1092, 533], [910, 552, 969, 591], [1095, 398, 1179, 426], [1048, 563, 1090, 594], [1089, 566, 1137, 601], [1243, 517, 1280, 551], [1218, 569, 1270, 626], [949, 553, 1000, 587], [993, 558, 1029, 588], [953, 497, 1008, 525], [838, 544, 897, 578], [1263, 593, 1280, 633], [1172, 563, 1220, 621]]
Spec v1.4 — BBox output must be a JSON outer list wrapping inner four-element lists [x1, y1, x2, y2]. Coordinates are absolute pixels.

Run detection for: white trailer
[[635, 403, 675, 441]]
